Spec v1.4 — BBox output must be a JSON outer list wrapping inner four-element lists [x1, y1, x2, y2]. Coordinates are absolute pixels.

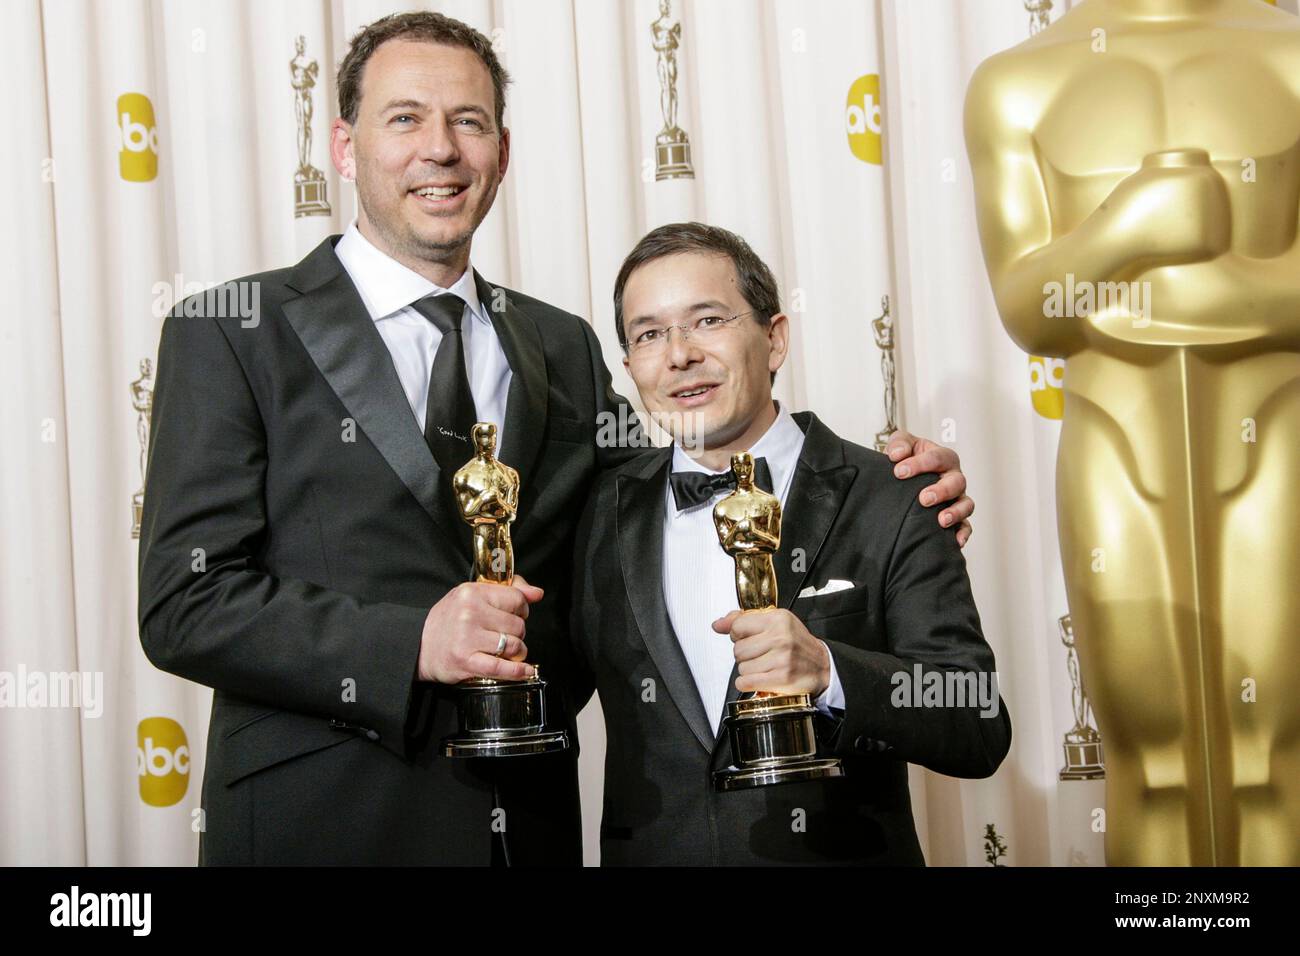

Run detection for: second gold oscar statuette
[[440, 422, 568, 758]]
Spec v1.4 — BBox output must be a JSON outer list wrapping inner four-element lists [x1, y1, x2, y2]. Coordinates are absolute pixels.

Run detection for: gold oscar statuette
[[440, 423, 568, 757], [712, 452, 843, 791]]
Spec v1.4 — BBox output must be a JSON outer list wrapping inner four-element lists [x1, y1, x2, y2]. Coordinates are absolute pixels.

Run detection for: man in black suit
[[138, 13, 975, 866], [571, 223, 1011, 865]]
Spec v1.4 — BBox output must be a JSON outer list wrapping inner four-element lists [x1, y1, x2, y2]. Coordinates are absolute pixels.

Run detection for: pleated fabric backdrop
[[6, 0, 1289, 865]]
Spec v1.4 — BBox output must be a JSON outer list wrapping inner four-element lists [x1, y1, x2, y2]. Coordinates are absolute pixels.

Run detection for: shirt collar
[[667, 401, 805, 516], [334, 220, 486, 325]]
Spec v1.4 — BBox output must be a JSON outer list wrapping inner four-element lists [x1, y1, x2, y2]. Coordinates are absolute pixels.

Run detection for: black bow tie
[[669, 457, 773, 511]]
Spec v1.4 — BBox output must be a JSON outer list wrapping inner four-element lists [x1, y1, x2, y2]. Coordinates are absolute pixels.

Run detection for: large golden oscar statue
[[965, 0, 1300, 864]]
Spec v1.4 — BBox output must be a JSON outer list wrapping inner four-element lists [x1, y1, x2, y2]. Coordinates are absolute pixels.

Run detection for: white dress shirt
[[662, 402, 845, 736], [334, 222, 511, 445]]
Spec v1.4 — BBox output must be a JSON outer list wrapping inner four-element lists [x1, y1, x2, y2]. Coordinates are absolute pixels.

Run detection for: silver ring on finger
[[495, 633, 508, 657]]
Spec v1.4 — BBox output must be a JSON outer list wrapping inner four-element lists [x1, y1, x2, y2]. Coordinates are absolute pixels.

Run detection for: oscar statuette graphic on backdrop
[[870, 295, 898, 453], [651, 0, 694, 181], [129, 358, 154, 539], [291, 34, 330, 218], [1057, 614, 1104, 781]]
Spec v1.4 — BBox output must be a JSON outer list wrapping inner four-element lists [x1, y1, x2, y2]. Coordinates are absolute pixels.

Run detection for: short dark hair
[[337, 12, 511, 130], [613, 222, 781, 352]]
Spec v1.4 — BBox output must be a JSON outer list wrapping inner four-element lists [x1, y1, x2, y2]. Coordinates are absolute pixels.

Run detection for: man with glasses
[[571, 222, 1011, 865]]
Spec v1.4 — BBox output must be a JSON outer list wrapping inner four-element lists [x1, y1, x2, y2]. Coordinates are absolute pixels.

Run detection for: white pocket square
[[797, 579, 855, 599]]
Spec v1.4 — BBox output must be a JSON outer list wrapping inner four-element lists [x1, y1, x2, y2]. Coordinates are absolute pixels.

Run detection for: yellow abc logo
[[137, 717, 189, 807], [117, 92, 158, 182], [845, 74, 882, 165], [1029, 355, 1065, 420]]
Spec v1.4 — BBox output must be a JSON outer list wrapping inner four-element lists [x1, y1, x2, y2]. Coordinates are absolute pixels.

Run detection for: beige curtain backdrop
[[6, 0, 1290, 865]]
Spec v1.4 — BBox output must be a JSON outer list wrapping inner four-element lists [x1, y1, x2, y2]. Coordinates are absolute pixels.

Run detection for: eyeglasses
[[624, 311, 755, 357]]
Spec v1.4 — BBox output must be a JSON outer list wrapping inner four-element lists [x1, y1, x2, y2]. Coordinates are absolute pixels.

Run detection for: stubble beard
[[356, 173, 499, 271]]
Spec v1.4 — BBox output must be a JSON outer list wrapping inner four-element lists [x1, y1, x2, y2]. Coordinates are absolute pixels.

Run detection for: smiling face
[[330, 40, 509, 285], [621, 252, 788, 461]]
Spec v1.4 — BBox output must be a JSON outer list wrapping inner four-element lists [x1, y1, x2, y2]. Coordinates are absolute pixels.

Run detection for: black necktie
[[410, 294, 477, 472], [669, 457, 774, 511]]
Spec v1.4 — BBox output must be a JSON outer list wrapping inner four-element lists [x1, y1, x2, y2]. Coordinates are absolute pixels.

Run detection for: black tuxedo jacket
[[570, 411, 1012, 865], [137, 236, 635, 865]]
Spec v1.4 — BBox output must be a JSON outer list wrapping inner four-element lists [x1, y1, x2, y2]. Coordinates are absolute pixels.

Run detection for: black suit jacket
[[138, 236, 635, 865], [570, 411, 1012, 865]]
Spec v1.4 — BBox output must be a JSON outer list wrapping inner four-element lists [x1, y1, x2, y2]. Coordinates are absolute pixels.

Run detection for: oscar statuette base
[[441, 673, 569, 758], [713, 692, 844, 792], [293, 166, 330, 218], [654, 127, 694, 180], [1058, 737, 1105, 781]]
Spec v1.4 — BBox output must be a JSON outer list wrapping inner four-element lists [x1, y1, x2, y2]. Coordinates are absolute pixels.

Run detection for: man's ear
[[498, 126, 511, 179], [767, 312, 790, 376], [330, 118, 356, 181]]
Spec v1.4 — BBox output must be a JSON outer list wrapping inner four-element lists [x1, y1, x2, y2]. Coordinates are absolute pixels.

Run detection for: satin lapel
[[774, 463, 857, 615], [474, 273, 547, 491], [281, 239, 465, 552], [617, 454, 716, 754]]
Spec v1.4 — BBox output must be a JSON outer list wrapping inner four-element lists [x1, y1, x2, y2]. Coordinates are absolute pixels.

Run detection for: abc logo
[[137, 717, 189, 807], [845, 74, 882, 165], [117, 92, 159, 182], [1029, 355, 1065, 420]]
